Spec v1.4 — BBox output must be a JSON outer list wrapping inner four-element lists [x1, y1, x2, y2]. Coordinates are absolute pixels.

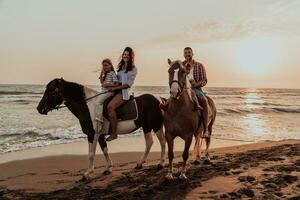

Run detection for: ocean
[[0, 84, 299, 154]]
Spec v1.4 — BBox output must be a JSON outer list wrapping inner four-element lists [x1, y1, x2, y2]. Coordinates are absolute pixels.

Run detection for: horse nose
[[37, 106, 42, 114], [37, 104, 47, 114], [170, 82, 179, 98], [36, 105, 40, 112]]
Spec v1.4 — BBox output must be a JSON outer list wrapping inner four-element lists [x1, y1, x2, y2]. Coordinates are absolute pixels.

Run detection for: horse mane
[[62, 80, 86, 102], [170, 60, 183, 68]]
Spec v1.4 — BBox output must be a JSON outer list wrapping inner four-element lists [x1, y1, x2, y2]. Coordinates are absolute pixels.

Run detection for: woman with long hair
[[106, 47, 138, 141]]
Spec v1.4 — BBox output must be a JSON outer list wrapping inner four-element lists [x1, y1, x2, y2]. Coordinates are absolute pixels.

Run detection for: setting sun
[[234, 37, 280, 77]]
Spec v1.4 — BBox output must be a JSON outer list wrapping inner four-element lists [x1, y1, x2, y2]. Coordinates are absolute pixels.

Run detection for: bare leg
[[165, 134, 174, 179], [136, 132, 153, 169], [107, 95, 125, 141], [155, 128, 166, 168], [179, 136, 193, 179]]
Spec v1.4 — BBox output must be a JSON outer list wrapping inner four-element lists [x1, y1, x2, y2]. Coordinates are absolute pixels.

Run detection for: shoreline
[[0, 136, 253, 164], [0, 139, 299, 199]]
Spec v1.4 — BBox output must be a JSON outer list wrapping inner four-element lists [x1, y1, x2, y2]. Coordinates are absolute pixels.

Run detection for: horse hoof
[[80, 176, 89, 182], [203, 159, 211, 165], [193, 160, 201, 165], [103, 170, 112, 175], [165, 173, 173, 180], [179, 173, 188, 180], [157, 164, 164, 170], [135, 164, 143, 170]]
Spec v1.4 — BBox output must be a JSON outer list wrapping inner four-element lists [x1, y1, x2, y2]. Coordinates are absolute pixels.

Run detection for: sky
[[0, 0, 300, 88]]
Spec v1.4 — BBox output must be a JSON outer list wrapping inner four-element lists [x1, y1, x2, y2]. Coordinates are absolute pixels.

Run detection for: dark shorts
[[115, 90, 122, 96]]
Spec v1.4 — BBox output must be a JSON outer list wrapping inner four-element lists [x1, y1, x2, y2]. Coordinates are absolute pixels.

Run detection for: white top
[[100, 71, 118, 92], [187, 66, 194, 81], [117, 66, 137, 100]]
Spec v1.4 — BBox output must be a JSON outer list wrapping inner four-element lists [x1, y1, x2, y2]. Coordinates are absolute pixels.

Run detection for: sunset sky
[[0, 0, 300, 88]]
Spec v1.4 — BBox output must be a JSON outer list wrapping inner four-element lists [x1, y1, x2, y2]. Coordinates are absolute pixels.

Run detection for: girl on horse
[[95, 58, 119, 134]]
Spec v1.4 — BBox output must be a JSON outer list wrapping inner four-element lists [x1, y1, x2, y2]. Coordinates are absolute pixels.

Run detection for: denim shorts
[[192, 88, 205, 97]]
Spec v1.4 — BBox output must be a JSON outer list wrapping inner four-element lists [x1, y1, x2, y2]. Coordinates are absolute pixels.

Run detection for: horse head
[[37, 78, 65, 115], [167, 59, 187, 99]]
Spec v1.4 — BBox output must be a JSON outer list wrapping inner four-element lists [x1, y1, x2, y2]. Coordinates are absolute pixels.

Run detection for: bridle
[[169, 79, 186, 99], [45, 87, 110, 111]]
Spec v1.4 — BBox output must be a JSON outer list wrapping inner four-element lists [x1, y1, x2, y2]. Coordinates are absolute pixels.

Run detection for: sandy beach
[[0, 139, 299, 199]]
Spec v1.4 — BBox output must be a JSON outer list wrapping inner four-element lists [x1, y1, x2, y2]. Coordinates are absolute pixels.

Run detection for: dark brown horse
[[162, 59, 216, 179], [37, 78, 166, 180]]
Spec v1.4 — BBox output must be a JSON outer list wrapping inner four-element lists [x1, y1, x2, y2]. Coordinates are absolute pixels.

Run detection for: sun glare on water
[[234, 37, 280, 77]]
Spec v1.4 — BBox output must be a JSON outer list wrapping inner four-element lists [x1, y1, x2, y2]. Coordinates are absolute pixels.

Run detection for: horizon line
[[0, 83, 299, 90]]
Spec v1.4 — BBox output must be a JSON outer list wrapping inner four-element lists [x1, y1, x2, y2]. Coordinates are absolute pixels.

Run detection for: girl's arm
[[109, 68, 137, 91], [102, 82, 119, 88], [108, 84, 129, 91], [102, 71, 119, 88]]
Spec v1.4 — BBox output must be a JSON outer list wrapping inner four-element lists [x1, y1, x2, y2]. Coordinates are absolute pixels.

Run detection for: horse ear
[[56, 78, 65, 85], [160, 97, 167, 103], [167, 58, 172, 66]]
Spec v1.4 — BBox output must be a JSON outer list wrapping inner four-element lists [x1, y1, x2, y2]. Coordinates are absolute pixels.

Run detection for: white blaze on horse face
[[170, 68, 179, 98]]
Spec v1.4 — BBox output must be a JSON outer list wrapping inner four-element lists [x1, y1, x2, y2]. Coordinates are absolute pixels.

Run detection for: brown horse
[[162, 59, 216, 179]]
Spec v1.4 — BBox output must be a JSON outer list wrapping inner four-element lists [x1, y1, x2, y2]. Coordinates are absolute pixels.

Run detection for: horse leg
[[83, 142, 94, 179], [194, 135, 202, 164], [195, 124, 204, 163], [83, 133, 99, 179], [198, 136, 204, 161], [98, 134, 113, 175], [179, 136, 193, 180], [155, 128, 166, 169], [136, 132, 153, 169], [205, 112, 215, 161], [165, 134, 174, 179], [205, 137, 211, 161]]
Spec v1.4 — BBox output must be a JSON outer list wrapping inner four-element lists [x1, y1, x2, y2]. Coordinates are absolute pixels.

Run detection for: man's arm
[[193, 63, 207, 88]]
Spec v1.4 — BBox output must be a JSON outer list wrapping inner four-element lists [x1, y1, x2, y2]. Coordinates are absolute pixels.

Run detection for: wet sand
[[0, 136, 250, 164], [0, 140, 299, 199]]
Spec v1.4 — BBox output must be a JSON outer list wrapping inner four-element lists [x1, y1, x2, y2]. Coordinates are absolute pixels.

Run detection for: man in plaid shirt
[[183, 47, 209, 137]]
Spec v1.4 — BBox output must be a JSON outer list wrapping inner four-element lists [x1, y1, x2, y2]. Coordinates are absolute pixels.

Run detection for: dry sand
[[0, 139, 299, 199]]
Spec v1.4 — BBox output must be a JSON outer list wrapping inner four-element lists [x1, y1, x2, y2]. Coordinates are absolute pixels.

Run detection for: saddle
[[103, 95, 138, 121]]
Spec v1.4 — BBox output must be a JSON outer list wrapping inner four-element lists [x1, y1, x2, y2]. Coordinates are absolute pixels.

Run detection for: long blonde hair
[[101, 58, 116, 83]]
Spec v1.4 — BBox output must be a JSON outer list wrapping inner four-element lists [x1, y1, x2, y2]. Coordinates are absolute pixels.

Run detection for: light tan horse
[[162, 59, 216, 179]]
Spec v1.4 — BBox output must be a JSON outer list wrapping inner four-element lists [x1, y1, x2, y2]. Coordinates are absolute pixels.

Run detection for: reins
[[170, 79, 187, 99], [54, 91, 110, 110]]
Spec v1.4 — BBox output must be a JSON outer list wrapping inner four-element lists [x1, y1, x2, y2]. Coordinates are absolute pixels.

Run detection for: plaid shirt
[[183, 59, 207, 89]]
